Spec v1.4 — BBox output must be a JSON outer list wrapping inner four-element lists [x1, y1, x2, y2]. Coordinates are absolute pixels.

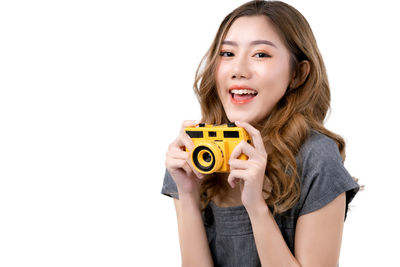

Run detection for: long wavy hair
[[194, 0, 350, 214]]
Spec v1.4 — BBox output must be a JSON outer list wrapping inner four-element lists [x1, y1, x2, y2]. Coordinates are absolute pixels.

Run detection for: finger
[[227, 169, 248, 188], [169, 135, 185, 151], [227, 175, 240, 188], [229, 158, 250, 170], [180, 120, 201, 134], [169, 122, 200, 152], [167, 149, 205, 179], [179, 120, 201, 151], [182, 152, 206, 179], [169, 135, 191, 152], [239, 178, 244, 193], [230, 140, 257, 160], [166, 150, 191, 171], [180, 119, 201, 128], [165, 158, 192, 176], [188, 164, 206, 179], [181, 162, 193, 176], [235, 121, 266, 155], [180, 131, 195, 151], [229, 178, 241, 188], [167, 149, 190, 160]]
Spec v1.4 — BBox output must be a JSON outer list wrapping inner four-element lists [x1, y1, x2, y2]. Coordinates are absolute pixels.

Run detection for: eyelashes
[[219, 51, 272, 58], [254, 52, 271, 58], [219, 51, 234, 57]]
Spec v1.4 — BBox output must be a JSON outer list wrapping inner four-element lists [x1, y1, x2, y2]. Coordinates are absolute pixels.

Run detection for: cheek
[[215, 64, 228, 96], [257, 62, 291, 89], [215, 63, 229, 83]]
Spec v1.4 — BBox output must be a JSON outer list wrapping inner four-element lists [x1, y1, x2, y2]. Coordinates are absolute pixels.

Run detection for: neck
[[212, 173, 243, 207]]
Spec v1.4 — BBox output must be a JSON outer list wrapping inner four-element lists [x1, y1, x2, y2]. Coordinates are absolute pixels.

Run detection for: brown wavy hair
[[194, 0, 350, 214]]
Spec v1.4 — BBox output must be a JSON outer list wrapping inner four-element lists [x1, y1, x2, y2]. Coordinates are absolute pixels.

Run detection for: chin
[[226, 113, 255, 124]]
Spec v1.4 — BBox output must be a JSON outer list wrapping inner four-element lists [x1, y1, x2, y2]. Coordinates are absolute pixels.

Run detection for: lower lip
[[230, 93, 257, 105]]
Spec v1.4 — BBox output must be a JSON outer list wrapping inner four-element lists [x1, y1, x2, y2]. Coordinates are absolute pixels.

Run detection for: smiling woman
[[162, 1, 360, 266], [216, 15, 300, 124]]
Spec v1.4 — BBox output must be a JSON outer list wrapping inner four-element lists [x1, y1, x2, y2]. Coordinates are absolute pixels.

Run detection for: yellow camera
[[185, 123, 252, 174]]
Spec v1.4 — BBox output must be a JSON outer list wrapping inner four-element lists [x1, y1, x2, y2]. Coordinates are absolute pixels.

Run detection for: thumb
[[185, 156, 206, 179]]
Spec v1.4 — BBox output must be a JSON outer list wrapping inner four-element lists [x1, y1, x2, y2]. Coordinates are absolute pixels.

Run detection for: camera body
[[185, 123, 252, 174]]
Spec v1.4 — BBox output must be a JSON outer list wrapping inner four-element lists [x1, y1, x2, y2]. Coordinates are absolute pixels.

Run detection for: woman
[[162, 1, 360, 266]]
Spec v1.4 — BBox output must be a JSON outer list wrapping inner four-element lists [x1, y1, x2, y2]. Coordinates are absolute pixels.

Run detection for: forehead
[[224, 15, 283, 47]]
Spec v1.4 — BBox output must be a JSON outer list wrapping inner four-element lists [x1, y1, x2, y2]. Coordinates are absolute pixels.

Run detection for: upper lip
[[228, 85, 258, 93]]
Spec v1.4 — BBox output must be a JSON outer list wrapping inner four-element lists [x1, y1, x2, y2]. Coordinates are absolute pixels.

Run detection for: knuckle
[[182, 120, 198, 128], [177, 161, 184, 168], [181, 120, 189, 128], [168, 142, 174, 151], [182, 120, 192, 126], [180, 132, 189, 140]]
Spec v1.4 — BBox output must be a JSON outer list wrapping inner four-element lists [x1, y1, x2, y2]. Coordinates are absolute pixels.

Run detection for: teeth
[[230, 89, 257, 95]]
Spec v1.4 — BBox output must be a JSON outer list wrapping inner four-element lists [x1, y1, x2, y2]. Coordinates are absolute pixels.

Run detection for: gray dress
[[161, 130, 360, 267]]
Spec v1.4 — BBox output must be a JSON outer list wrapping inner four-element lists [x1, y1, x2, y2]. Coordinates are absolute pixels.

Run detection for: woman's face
[[215, 15, 293, 124]]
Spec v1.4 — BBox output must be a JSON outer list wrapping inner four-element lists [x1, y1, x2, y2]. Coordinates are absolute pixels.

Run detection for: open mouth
[[229, 89, 258, 104]]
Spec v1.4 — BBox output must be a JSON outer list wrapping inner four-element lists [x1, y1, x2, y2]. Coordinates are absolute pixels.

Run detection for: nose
[[231, 54, 251, 80]]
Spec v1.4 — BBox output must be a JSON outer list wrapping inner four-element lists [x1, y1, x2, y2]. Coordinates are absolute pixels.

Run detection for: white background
[[0, 0, 399, 266]]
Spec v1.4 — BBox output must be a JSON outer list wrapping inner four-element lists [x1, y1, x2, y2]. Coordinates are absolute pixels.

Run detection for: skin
[[215, 15, 294, 125], [165, 15, 345, 267]]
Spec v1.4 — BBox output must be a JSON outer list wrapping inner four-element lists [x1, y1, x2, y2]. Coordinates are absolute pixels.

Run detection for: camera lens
[[191, 143, 223, 174], [203, 152, 211, 162], [192, 146, 215, 173]]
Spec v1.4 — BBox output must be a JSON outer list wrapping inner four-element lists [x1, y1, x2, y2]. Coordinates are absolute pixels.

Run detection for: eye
[[254, 52, 271, 58], [219, 51, 234, 57]]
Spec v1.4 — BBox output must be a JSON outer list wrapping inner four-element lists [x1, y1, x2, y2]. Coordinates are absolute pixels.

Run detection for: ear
[[289, 60, 310, 89]]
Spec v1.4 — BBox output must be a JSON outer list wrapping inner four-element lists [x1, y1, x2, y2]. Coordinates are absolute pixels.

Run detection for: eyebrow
[[221, 40, 277, 48]]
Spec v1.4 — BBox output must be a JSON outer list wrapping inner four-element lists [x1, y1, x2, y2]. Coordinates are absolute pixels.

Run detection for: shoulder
[[295, 130, 345, 179], [294, 130, 359, 217], [298, 129, 343, 165]]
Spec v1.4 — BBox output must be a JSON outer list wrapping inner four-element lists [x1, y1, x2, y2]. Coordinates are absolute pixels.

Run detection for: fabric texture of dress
[[161, 130, 360, 267]]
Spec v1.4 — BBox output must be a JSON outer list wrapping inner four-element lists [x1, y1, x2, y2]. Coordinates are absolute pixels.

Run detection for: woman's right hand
[[165, 120, 205, 196]]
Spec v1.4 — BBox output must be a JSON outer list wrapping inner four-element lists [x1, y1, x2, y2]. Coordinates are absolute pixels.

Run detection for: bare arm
[[249, 192, 346, 267], [294, 192, 345, 266], [249, 203, 300, 267], [165, 120, 214, 266], [228, 122, 346, 266], [174, 194, 214, 267]]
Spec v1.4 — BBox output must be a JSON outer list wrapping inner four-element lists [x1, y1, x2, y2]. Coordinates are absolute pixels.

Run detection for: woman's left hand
[[228, 121, 270, 213]]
